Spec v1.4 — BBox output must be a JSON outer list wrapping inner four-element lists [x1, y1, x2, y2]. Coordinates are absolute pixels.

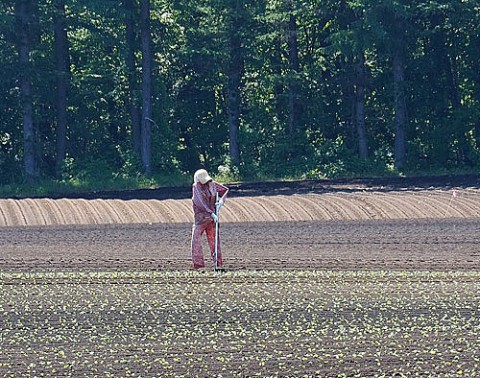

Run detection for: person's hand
[[211, 213, 218, 223], [216, 198, 224, 210]]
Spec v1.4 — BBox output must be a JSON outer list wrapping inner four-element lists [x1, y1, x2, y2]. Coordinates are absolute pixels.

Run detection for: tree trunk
[[355, 53, 368, 159], [226, 0, 243, 166], [140, 0, 152, 176], [392, 46, 407, 169], [392, 16, 408, 170], [15, 0, 38, 182], [473, 34, 480, 150], [272, 37, 285, 117], [124, 0, 141, 156], [446, 46, 468, 164], [286, 4, 300, 149], [54, 0, 69, 176]]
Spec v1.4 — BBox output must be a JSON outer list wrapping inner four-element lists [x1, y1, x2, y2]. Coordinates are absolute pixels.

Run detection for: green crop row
[[1, 270, 479, 377]]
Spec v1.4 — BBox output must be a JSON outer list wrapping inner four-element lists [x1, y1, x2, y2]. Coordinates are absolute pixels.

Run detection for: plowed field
[[1, 176, 480, 377], [0, 175, 479, 272], [1, 176, 480, 227]]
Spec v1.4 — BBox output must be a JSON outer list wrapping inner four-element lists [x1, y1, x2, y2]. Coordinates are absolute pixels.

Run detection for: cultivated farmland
[[1, 176, 480, 377]]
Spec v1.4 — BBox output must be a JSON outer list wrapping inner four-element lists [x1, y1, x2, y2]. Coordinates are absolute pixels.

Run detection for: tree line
[[0, 0, 479, 185]]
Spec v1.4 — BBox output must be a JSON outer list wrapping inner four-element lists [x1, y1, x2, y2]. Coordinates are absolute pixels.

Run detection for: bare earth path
[[0, 218, 480, 272]]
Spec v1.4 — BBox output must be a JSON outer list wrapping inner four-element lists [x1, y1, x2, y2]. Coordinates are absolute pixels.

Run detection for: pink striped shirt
[[192, 181, 229, 215]]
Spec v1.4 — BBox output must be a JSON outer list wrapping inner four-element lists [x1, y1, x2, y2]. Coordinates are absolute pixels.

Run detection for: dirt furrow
[[277, 195, 315, 221], [454, 193, 480, 215], [58, 198, 86, 224], [325, 194, 369, 220], [218, 199, 244, 222], [135, 200, 171, 223], [68, 199, 93, 224], [292, 195, 335, 220], [150, 199, 191, 223], [126, 199, 160, 223], [1, 218, 479, 272], [96, 199, 126, 224], [15, 199, 42, 226], [238, 197, 277, 222], [319, 194, 354, 220], [419, 192, 459, 218], [108, 199, 139, 224], [112, 200, 139, 223], [0, 203, 8, 226], [1, 187, 480, 227], [260, 196, 296, 221], [438, 192, 480, 217], [385, 193, 432, 218], [4, 199, 27, 226], [367, 194, 409, 219], [41, 199, 66, 225], [77, 199, 104, 224], [350, 194, 386, 220], [407, 193, 445, 218]]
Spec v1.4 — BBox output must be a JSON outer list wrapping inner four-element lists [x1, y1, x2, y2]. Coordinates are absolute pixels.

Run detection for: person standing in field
[[191, 169, 229, 270]]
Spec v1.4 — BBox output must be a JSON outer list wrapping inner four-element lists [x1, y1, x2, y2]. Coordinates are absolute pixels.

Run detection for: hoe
[[214, 192, 220, 272]]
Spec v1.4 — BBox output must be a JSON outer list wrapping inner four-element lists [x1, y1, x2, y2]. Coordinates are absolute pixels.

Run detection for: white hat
[[194, 169, 212, 184]]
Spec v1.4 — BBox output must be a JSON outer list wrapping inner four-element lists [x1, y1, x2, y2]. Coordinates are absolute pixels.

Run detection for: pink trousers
[[191, 220, 222, 269]]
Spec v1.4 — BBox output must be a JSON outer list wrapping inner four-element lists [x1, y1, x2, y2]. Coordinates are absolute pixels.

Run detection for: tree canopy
[[0, 0, 479, 186]]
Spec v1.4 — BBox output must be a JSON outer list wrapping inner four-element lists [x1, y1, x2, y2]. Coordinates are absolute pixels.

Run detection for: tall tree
[[53, 0, 70, 175], [124, 0, 141, 156], [140, 0, 153, 175], [355, 52, 368, 159], [171, 0, 228, 172], [285, 0, 301, 152], [436, 2, 474, 164], [225, 0, 244, 166], [367, 1, 411, 169], [329, 0, 370, 159], [392, 19, 408, 169], [392, 14, 408, 169], [15, 0, 38, 181]]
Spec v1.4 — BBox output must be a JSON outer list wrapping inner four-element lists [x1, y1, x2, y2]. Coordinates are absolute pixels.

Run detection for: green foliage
[[0, 169, 189, 198], [214, 156, 241, 183], [305, 137, 392, 179], [0, 0, 479, 189]]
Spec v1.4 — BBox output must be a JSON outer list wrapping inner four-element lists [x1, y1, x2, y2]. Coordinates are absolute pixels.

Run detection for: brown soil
[[1, 175, 480, 227], [2, 176, 480, 377], [0, 175, 479, 272], [0, 218, 479, 273]]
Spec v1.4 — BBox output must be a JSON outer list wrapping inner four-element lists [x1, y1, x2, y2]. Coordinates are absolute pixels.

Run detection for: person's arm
[[214, 182, 229, 208], [214, 182, 229, 199]]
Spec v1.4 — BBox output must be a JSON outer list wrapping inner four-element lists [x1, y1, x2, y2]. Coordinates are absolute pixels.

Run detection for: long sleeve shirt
[[192, 181, 228, 224]]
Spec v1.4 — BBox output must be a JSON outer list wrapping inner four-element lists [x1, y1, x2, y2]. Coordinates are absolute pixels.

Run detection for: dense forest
[[0, 0, 479, 186]]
